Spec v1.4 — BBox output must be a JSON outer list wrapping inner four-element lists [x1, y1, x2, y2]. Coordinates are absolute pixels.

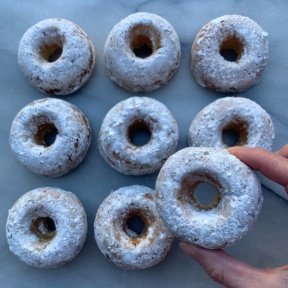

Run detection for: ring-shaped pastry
[[98, 97, 179, 175], [6, 187, 87, 268], [9, 98, 91, 177], [104, 12, 181, 92], [188, 97, 274, 150], [94, 185, 173, 269], [156, 147, 263, 249], [191, 15, 269, 93], [18, 18, 95, 95]]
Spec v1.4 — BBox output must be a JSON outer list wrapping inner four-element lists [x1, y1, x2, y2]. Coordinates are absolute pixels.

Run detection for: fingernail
[[227, 147, 237, 155]]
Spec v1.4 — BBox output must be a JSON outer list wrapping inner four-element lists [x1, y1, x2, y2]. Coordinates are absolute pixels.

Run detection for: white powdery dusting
[[98, 97, 179, 175], [191, 15, 269, 93], [9, 98, 91, 177], [104, 12, 181, 92], [94, 185, 173, 270], [155, 147, 263, 249], [6, 187, 87, 268], [18, 18, 95, 95], [188, 97, 274, 150]]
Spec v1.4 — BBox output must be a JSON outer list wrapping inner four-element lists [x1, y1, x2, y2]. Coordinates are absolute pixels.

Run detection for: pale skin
[[180, 146, 288, 288]]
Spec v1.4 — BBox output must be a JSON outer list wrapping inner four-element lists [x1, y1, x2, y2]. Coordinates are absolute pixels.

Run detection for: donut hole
[[192, 182, 221, 210], [123, 211, 148, 239], [129, 24, 161, 59], [222, 120, 248, 147], [132, 35, 153, 58], [30, 217, 56, 241], [34, 122, 58, 147], [220, 36, 244, 62], [180, 174, 222, 211], [40, 42, 63, 63], [127, 119, 151, 146]]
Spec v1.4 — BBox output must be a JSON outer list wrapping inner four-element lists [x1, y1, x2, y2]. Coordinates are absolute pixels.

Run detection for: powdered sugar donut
[[188, 97, 274, 150], [104, 12, 181, 92], [6, 187, 87, 268], [156, 147, 263, 249], [191, 15, 269, 93], [18, 18, 95, 95], [94, 185, 173, 269], [9, 98, 91, 177], [98, 97, 179, 175]]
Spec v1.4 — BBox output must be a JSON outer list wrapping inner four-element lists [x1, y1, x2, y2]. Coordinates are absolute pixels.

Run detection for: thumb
[[179, 242, 264, 288]]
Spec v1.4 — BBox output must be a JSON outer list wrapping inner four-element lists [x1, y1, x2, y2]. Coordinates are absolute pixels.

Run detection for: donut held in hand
[[156, 147, 263, 249]]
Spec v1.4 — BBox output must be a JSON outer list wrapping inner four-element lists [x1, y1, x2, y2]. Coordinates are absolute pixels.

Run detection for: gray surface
[[1, 0, 288, 287]]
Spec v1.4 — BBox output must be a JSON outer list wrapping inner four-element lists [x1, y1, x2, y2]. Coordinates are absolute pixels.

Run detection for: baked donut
[[191, 15, 269, 93], [156, 147, 263, 249], [6, 187, 87, 268], [94, 185, 173, 269], [188, 97, 274, 150], [98, 97, 179, 175], [18, 18, 95, 95], [104, 12, 181, 92], [9, 98, 91, 177]]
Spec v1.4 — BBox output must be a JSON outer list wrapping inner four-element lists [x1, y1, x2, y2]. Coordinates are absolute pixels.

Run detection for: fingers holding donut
[[229, 146, 288, 193]]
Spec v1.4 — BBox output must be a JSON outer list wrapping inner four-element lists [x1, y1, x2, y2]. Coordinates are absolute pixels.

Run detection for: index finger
[[228, 147, 288, 192]]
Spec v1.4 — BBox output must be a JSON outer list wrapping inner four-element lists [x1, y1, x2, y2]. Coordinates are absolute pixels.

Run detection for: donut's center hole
[[35, 123, 58, 147], [128, 119, 151, 146], [40, 43, 63, 63], [222, 120, 248, 147], [30, 217, 56, 241], [220, 36, 244, 62], [124, 212, 147, 238], [191, 182, 221, 210], [180, 174, 222, 211], [130, 24, 161, 59], [132, 35, 153, 58]]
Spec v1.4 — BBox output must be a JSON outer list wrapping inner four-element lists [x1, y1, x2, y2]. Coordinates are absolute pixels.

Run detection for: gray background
[[1, 0, 288, 287]]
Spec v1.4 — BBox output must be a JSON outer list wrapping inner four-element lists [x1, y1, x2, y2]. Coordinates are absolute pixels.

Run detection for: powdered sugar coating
[[94, 185, 173, 269], [18, 18, 95, 95], [104, 12, 181, 92], [9, 98, 91, 177], [156, 147, 263, 249], [98, 97, 179, 175], [191, 15, 269, 93], [6, 187, 87, 268], [188, 97, 274, 150]]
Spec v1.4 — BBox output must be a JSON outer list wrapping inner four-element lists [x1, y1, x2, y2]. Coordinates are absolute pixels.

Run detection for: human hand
[[230, 146, 288, 193], [180, 146, 288, 288]]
